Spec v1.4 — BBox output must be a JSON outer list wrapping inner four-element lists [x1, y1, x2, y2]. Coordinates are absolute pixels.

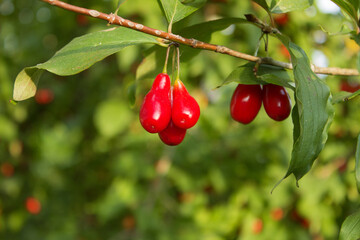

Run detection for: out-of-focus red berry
[[340, 80, 360, 93], [271, 208, 284, 221], [35, 89, 54, 105], [274, 13, 289, 26], [25, 197, 41, 215], [1, 162, 14, 177], [122, 215, 136, 230], [252, 218, 263, 234], [76, 14, 89, 26]]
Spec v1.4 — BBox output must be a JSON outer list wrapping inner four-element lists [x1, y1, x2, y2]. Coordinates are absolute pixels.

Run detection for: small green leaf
[[13, 68, 44, 101], [13, 27, 158, 101], [340, 210, 360, 240], [331, 90, 360, 104], [267, 0, 314, 13], [219, 62, 294, 89], [356, 134, 360, 193], [159, 0, 206, 25], [275, 33, 334, 183]]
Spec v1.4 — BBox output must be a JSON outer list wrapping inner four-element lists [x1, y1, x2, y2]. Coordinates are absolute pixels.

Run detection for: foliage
[[1, 0, 360, 239]]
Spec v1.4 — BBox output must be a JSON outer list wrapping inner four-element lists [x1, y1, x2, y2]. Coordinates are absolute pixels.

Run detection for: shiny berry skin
[[230, 84, 262, 124], [158, 120, 187, 146], [139, 73, 172, 133], [263, 84, 291, 121], [172, 79, 200, 129]]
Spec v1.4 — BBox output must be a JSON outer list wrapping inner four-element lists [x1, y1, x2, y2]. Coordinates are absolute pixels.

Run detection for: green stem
[[163, 46, 172, 74], [176, 46, 180, 80]]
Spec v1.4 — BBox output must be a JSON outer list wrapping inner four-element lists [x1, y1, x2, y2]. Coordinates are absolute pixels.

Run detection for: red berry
[[25, 197, 41, 215], [263, 84, 291, 121], [340, 80, 360, 93], [271, 208, 284, 221], [158, 120, 187, 146], [230, 84, 262, 124], [274, 13, 289, 26], [35, 89, 54, 105], [172, 79, 200, 129], [1, 162, 14, 177], [139, 73, 172, 133], [252, 218, 263, 234]]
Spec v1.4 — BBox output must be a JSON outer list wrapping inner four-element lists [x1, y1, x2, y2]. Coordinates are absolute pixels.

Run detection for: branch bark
[[42, 0, 359, 76]]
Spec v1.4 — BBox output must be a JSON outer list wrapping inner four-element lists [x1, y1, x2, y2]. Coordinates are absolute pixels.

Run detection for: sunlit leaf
[[339, 210, 360, 240], [275, 33, 334, 183], [331, 0, 358, 26], [158, 0, 206, 25], [13, 27, 159, 101], [267, 0, 314, 13]]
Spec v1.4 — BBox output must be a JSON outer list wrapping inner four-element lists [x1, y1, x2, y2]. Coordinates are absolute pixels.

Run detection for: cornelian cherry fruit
[[263, 84, 291, 121], [35, 89, 54, 105], [25, 197, 41, 215], [172, 79, 200, 129], [139, 73, 172, 133], [158, 120, 187, 146], [230, 84, 262, 124]]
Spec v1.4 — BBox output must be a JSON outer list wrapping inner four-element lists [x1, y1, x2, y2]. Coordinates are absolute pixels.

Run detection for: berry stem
[[176, 46, 180, 80], [163, 46, 172, 74]]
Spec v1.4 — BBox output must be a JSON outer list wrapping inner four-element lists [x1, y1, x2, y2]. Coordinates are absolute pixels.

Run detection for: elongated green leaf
[[331, 0, 358, 26], [356, 134, 360, 193], [340, 210, 360, 240], [275, 34, 334, 182], [159, 0, 206, 25], [253, 0, 270, 11], [13, 27, 159, 101], [267, 0, 314, 13], [331, 90, 360, 104], [219, 62, 295, 89]]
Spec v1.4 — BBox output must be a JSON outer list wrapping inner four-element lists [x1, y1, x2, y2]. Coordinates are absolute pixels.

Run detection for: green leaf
[[331, 90, 360, 104], [339, 210, 360, 240], [159, 0, 206, 25], [356, 134, 360, 193], [179, 18, 250, 60], [275, 33, 334, 183], [267, 0, 314, 13], [331, 0, 358, 26], [219, 62, 295, 89], [13, 27, 159, 101], [253, 0, 270, 11], [13, 68, 44, 101]]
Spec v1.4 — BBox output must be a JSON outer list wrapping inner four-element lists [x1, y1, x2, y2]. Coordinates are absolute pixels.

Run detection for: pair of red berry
[[230, 84, 291, 124], [139, 73, 200, 145]]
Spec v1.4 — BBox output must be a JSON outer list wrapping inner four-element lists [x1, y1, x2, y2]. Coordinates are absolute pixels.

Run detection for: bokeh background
[[1, 0, 360, 239]]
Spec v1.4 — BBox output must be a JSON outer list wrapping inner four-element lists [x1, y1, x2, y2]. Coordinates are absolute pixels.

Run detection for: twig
[[41, 0, 359, 76]]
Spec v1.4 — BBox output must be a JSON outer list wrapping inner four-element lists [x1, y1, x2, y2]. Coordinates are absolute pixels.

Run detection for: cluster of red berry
[[230, 83, 291, 124], [139, 73, 200, 146]]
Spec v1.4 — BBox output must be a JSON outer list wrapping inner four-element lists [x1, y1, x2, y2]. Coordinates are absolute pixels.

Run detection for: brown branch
[[42, 0, 359, 76]]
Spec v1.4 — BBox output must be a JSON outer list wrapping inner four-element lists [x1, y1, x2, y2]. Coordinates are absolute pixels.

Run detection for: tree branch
[[42, 0, 359, 76]]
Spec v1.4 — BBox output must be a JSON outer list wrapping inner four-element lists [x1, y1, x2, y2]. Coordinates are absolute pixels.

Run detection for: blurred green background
[[1, 0, 360, 239]]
